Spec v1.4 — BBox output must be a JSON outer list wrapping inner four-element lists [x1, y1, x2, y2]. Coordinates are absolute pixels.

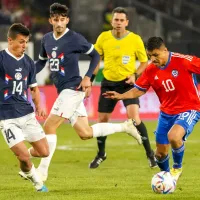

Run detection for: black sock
[[136, 122, 152, 156], [97, 136, 107, 156]]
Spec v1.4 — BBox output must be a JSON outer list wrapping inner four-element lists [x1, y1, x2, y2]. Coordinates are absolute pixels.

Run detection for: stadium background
[[1, 1, 200, 199], [2, 0, 199, 121]]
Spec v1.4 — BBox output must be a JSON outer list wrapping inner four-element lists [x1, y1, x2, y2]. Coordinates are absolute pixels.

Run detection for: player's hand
[[125, 75, 136, 85], [103, 91, 122, 100], [85, 86, 92, 98], [77, 76, 91, 92], [35, 107, 46, 118]]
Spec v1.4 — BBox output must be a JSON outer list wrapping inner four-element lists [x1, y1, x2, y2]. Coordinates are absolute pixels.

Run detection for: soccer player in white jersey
[[19, 3, 142, 182], [0, 23, 49, 192]]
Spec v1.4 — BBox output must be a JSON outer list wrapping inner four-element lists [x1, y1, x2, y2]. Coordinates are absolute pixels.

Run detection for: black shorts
[[98, 78, 140, 113]]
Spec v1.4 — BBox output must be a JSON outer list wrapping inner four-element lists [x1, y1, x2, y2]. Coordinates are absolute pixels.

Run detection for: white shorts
[[50, 89, 87, 126], [1, 113, 45, 148]]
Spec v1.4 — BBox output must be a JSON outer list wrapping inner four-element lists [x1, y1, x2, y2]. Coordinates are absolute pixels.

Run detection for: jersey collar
[[5, 48, 24, 61], [53, 28, 69, 40], [159, 52, 171, 70]]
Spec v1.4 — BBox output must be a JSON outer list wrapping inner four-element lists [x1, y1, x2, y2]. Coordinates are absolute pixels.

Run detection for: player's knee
[[168, 134, 180, 145], [39, 149, 50, 157], [43, 123, 56, 133], [79, 133, 92, 140]]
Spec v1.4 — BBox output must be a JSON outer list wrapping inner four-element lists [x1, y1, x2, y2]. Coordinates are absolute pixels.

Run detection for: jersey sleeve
[[28, 60, 37, 88], [134, 68, 150, 91], [94, 33, 104, 56], [135, 36, 148, 63], [185, 56, 200, 74], [76, 34, 94, 55], [38, 37, 48, 61]]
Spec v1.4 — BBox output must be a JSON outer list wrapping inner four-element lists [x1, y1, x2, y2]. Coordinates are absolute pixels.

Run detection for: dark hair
[[146, 37, 165, 51], [112, 7, 128, 19], [50, 3, 69, 17], [7, 23, 30, 39]]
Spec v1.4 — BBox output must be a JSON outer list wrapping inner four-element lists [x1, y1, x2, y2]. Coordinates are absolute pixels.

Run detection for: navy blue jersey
[[0, 49, 37, 120], [39, 28, 94, 93]]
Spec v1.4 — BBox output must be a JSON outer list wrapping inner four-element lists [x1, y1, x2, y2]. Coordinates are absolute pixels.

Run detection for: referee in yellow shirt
[[89, 7, 157, 169]]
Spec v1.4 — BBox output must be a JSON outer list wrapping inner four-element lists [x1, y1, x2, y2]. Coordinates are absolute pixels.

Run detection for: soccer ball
[[151, 171, 176, 194]]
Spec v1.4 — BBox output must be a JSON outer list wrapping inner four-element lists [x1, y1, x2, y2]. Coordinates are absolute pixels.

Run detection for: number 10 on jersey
[[162, 79, 175, 92]]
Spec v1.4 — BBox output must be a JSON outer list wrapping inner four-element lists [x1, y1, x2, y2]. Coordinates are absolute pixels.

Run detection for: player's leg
[[11, 142, 47, 191], [22, 113, 49, 158], [89, 81, 117, 168], [37, 89, 82, 181], [154, 111, 173, 171], [126, 102, 157, 168], [1, 119, 47, 192], [169, 110, 200, 181], [89, 112, 110, 168], [72, 102, 141, 142], [37, 114, 65, 181]]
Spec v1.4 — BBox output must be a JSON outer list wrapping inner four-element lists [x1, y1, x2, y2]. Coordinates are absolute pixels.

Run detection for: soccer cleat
[[19, 169, 47, 182], [123, 119, 142, 145], [37, 185, 48, 192], [19, 170, 29, 180], [147, 151, 158, 168], [170, 167, 182, 182], [89, 153, 107, 169]]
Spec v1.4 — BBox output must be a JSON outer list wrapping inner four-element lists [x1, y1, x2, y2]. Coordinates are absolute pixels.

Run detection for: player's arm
[[84, 47, 100, 80], [103, 87, 145, 100], [89, 34, 104, 83], [35, 37, 48, 73], [30, 86, 45, 118], [29, 60, 46, 118], [133, 35, 148, 80], [90, 55, 103, 83]]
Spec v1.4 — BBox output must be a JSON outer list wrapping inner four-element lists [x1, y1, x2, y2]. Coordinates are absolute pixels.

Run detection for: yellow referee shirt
[[95, 30, 148, 81]]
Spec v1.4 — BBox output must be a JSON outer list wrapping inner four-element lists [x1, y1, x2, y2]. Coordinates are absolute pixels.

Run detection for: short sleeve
[[38, 37, 48, 60], [28, 60, 37, 88], [76, 34, 94, 54], [185, 55, 200, 74], [134, 68, 150, 91], [94, 33, 104, 56], [135, 36, 148, 63]]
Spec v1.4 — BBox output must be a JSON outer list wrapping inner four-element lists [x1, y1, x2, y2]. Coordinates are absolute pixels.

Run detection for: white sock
[[91, 123, 125, 138], [37, 134, 57, 176], [24, 164, 43, 190]]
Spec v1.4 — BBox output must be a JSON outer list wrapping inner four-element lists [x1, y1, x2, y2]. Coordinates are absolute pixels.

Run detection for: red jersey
[[135, 52, 200, 114]]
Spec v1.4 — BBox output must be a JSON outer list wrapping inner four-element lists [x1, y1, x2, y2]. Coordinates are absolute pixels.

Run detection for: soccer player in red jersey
[[104, 37, 200, 183]]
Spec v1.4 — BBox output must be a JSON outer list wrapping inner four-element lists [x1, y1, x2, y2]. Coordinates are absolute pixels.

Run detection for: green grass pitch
[[1, 121, 200, 200]]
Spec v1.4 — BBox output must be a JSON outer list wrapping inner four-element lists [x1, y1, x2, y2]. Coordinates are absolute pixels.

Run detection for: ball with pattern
[[151, 171, 176, 194]]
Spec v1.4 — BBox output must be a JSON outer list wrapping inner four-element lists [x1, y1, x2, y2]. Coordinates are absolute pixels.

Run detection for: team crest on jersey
[[172, 70, 178, 77], [52, 51, 57, 58], [15, 73, 22, 80]]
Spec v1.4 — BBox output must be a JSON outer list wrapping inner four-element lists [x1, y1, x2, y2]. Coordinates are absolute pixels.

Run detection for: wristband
[[91, 74, 96, 82]]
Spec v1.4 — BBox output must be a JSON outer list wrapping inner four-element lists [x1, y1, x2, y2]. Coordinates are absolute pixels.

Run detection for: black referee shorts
[[98, 78, 139, 113]]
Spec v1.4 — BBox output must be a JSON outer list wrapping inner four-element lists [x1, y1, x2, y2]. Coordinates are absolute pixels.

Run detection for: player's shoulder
[[42, 31, 53, 40], [0, 50, 4, 63], [23, 54, 34, 65], [99, 31, 111, 37], [145, 62, 158, 74], [171, 52, 193, 62], [128, 31, 143, 41]]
